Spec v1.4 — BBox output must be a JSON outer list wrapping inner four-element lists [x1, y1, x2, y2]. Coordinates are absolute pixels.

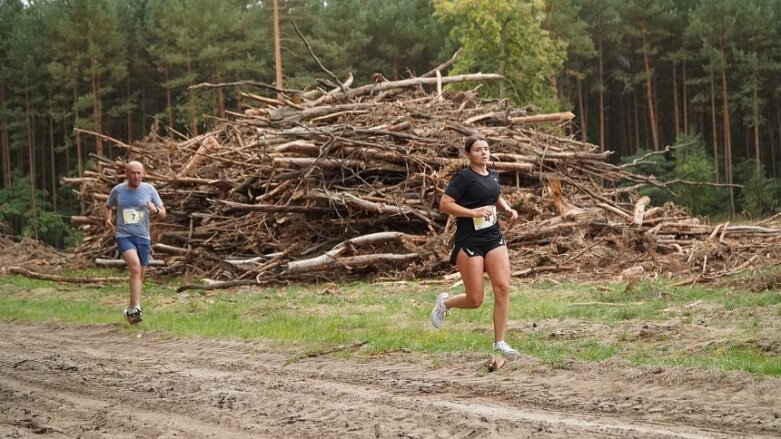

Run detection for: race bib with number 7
[[122, 208, 144, 224], [472, 205, 497, 230]]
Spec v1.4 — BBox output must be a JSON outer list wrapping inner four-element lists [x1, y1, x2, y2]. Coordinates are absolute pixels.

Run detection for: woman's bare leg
[[484, 246, 511, 342], [444, 250, 485, 309]]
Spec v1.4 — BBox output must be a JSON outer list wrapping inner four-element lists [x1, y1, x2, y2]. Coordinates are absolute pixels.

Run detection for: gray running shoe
[[430, 292, 449, 329]]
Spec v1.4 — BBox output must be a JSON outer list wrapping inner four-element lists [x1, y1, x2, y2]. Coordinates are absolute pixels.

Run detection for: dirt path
[[1, 321, 778, 438]]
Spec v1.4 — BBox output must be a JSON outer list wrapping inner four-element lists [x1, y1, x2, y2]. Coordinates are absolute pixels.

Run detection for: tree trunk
[[63, 119, 70, 176], [577, 76, 587, 142], [126, 77, 133, 143], [40, 107, 46, 204], [720, 48, 734, 218], [768, 106, 776, 178], [672, 60, 680, 139], [598, 36, 605, 152], [683, 59, 689, 136], [633, 90, 640, 153], [73, 81, 84, 213], [753, 85, 761, 173], [49, 112, 57, 211], [0, 84, 9, 188], [215, 68, 225, 118], [273, 0, 283, 97], [187, 51, 198, 136], [773, 100, 781, 177], [620, 94, 629, 156], [25, 87, 38, 240], [90, 56, 104, 161], [165, 65, 174, 128], [498, 23, 507, 100], [641, 29, 659, 151], [709, 69, 719, 182]]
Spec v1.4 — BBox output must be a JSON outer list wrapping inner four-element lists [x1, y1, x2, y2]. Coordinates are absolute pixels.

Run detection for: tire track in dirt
[[0, 321, 778, 438]]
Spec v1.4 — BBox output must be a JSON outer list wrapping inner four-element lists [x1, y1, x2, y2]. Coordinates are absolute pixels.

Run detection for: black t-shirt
[[444, 167, 502, 246]]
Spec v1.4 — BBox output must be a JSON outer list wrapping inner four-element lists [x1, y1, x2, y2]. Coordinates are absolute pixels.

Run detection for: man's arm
[[146, 200, 166, 220], [102, 205, 114, 228], [155, 204, 167, 220]]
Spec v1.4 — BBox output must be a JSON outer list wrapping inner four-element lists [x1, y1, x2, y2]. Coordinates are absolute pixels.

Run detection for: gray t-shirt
[[106, 182, 163, 240]]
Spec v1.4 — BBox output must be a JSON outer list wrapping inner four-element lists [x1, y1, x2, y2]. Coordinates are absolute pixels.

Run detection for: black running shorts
[[449, 236, 506, 265]]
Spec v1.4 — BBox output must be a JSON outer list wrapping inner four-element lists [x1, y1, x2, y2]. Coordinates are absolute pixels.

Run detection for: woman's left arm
[[497, 197, 518, 222]]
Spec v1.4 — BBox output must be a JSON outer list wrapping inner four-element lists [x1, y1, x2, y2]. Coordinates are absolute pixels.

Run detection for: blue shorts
[[450, 236, 506, 265], [116, 236, 152, 267]]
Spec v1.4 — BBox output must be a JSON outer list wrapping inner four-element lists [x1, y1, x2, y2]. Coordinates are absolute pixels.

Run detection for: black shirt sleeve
[[444, 171, 467, 201]]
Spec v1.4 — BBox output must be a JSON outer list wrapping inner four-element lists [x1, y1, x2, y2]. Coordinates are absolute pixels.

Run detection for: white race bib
[[122, 208, 144, 224], [472, 205, 497, 230]]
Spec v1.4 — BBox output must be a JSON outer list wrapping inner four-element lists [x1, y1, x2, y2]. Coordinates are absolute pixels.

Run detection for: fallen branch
[[565, 302, 646, 307], [9, 267, 125, 284]]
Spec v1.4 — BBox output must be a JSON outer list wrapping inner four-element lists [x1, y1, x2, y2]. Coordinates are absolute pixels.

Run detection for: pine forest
[[2, 0, 781, 248]]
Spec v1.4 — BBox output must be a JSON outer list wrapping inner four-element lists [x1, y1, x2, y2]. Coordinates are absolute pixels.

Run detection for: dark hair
[[464, 135, 487, 152]]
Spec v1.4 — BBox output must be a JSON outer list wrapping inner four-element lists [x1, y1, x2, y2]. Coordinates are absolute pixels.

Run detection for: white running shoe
[[493, 340, 519, 357], [124, 306, 143, 325], [430, 292, 449, 329]]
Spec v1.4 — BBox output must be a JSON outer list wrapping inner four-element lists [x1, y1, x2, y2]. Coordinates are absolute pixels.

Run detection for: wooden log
[[465, 109, 559, 126], [318, 73, 504, 103], [633, 196, 651, 226], [9, 266, 125, 283], [95, 258, 166, 267], [177, 135, 220, 178], [337, 253, 419, 268], [312, 191, 442, 224], [161, 231, 216, 241], [272, 144, 534, 174], [153, 243, 191, 255], [509, 111, 575, 125], [286, 252, 419, 274], [596, 202, 633, 221], [273, 157, 367, 170], [73, 128, 140, 152], [69, 216, 100, 226], [211, 198, 332, 214], [549, 179, 579, 217], [61, 177, 97, 184], [269, 102, 376, 123], [285, 232, 426, 274]]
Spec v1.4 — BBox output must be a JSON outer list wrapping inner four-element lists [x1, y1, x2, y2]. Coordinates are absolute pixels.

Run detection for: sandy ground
[[1, 320, 779, 438]]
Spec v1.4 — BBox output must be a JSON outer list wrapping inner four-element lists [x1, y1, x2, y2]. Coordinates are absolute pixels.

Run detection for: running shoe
[[124, 306, 143, 325], [493, 340, 519, 357], [430, 292, 449, 328]]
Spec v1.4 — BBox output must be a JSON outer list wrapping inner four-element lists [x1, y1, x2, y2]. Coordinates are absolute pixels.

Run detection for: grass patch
[[1, 271, 780, 376]]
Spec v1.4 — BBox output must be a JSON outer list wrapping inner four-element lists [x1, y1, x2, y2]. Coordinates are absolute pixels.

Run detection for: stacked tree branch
[[62, 73, 781, 288]]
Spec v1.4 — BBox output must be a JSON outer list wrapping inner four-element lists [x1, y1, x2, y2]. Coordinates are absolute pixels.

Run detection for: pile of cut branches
[[62, 71, 781, 289]]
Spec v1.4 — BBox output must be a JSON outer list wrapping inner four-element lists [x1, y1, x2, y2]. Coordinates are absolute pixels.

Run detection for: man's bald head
[[127, 161, 144, 172], [126, 161, 145, 188]]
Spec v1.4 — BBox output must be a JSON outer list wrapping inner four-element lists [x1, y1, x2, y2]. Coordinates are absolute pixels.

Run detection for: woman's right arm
[[439, 194, 492, 219]]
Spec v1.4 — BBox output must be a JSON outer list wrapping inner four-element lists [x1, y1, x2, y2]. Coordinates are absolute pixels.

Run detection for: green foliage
[[735, 161, 780, 218], [434, 0, 565, 110], [297, 0, 450, 86], [547, 0, 597, 111], [35, 210, 80, 249], [669, 134, 727, 216], [0, 173, 77, 248], [619, 146, 672, 206], [620, 134, 728, 216]]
